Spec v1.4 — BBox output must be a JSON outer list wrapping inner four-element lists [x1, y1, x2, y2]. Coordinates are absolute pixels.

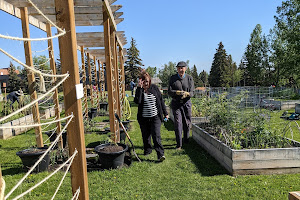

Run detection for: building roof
[[152, 77, 162, 84], [0, 68, 20, 75]]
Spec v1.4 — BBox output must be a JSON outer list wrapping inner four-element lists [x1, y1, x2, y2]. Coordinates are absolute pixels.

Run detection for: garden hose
[[122, 95, 131, 121]]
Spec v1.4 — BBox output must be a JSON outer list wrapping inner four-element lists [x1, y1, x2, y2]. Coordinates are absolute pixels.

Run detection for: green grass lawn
[[1, 97, 300, 199]]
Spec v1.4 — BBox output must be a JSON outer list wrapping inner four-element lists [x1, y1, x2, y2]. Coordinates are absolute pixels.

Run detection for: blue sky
[[0, 0, 283, 74]]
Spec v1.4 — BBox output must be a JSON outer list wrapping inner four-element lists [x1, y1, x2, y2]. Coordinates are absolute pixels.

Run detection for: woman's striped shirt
[[142, 92, 158, 118]]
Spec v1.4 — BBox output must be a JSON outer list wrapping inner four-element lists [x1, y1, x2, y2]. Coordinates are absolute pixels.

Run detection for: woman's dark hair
[[139, 70, 151, 85]]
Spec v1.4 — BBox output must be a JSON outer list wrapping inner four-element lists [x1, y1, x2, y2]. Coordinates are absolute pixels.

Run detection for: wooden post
[[103, 9, 118, 142], [93, 57, 99, 110], [0, 165, 2, 194], [100, 62, 105, 100], [87, 53, 93, 107], [118, 47, 125, 99], [20, 7, 43, 148], [81, 47, 88, 118], [112, 33, 121, 142], [46, 23, 63, 149], [54, 0, 89, 199], [97, 60, 103, 102], [289, 192, 300, 200]]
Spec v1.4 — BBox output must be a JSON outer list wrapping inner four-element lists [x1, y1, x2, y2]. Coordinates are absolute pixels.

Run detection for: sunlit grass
[[1, 95, 300, 199]]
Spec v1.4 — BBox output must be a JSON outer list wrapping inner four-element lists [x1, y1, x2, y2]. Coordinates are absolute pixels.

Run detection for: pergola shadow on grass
[[182, 139, 229, 176]]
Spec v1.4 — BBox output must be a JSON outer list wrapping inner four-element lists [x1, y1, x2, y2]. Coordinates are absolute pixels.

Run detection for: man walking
[[130, 79, 136, 96], [168, 61, 195, 150]]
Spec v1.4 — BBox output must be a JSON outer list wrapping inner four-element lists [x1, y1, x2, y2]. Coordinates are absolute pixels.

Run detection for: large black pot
[[16, 147, 50, 172], [94, 143, 128, 169], [88, 108, 98, 119], [99, 102, 108, 111], [45, 131, 67, 148]]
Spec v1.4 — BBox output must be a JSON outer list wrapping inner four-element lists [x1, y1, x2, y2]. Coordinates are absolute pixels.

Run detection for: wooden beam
[[93, 56, 100, 110], [46, 23, 63, 149], [20, 7, 43, 148], [87, 53, 93, 106], [6, 0, 108, 7], [289, 192, 300, 200], [81, 46, 88, 118], [76, 31, 124, 39], [113, 32, 121, 142], [102, 0, 117, 31], [54, 0, 89, 199], [103, 6, 117, 141], [119, 46, 125, 100], [0, 165, 2, 196], [0, 0, 47, 31]]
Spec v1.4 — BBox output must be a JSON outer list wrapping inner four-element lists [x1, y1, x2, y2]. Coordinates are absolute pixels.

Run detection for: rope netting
[[0, 0, 83, 199]]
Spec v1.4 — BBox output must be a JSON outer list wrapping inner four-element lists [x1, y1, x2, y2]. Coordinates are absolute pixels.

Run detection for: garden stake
[[115, 113, 141, 162]]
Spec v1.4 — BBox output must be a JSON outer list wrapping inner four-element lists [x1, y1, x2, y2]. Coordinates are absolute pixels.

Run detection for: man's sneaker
[[159, 156, 166, 162], [176, 147, 182, 150]]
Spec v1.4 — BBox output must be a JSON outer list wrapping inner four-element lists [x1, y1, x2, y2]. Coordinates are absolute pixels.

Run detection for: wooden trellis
[[0, 0, 127, 199]]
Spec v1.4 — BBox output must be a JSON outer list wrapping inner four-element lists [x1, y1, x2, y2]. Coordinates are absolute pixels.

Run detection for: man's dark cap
[[176, 61, 187, 67]]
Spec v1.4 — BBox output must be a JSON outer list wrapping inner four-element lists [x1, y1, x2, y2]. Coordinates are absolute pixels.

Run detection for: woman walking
[[134, 70, 169, 162]]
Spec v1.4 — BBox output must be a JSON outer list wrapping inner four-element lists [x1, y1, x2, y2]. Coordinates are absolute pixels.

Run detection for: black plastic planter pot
[[94, 143, 128, 169], [45, 131, 67, 148], [16, 147, 50, 172], [99, 102, 108, 111], [88, 108, 98, 119]]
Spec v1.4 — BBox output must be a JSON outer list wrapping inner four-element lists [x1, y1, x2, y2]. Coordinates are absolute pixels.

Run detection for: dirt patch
[[98, 145, 124, 153]]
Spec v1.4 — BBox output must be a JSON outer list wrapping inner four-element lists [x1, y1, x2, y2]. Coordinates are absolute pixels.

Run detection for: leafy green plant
[[201, 91, 291, 149]]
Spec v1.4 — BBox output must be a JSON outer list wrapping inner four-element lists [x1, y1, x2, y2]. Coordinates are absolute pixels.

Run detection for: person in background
[[6, 88, 24, 109], [130, 79, 136, 96], [134, 70, 169, 162], [168, 61, 195, 150]]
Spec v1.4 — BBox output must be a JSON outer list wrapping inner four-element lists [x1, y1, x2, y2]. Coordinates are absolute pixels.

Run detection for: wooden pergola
[[0, 0, 127, 199]]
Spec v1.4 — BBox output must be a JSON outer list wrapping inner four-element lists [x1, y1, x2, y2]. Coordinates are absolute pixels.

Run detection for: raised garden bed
[[192, 123, 300, 176]]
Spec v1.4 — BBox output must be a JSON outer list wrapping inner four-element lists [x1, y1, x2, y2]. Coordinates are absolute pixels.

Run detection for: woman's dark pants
[[139, 115, 164, 159]]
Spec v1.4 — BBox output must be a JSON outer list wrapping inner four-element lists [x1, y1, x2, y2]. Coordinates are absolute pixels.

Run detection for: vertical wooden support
[[87, 53, 93, 107], [0, 165, 2, 194], [81, 47, 88, 118], [112, 33, 121, 142], [97, 60, 103, 99], [20, 7, 43, 148], [54, 0, 89, 199], [103, 9, 118, 141], [93, 57, 99, 109], [46, 23, 63, 149], [100, 62, 105, 99], [118, 47, 125, 99]]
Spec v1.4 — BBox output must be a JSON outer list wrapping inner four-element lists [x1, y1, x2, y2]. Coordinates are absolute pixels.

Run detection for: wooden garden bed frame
[[192, 124, 300, 176]]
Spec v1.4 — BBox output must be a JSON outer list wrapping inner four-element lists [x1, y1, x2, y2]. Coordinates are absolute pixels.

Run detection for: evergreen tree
[[146, 66, 157, 77], [158, 61, 177, 88], [199, 70, 208, 87], [19, 68, 29, 93], [191, 65, 200, 87], [243, 24, 270, 86], [124, 37, 143, 85], [228, 55, 238, 87], [7, 62, 22, 92], [209, 42, 230, 87]]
